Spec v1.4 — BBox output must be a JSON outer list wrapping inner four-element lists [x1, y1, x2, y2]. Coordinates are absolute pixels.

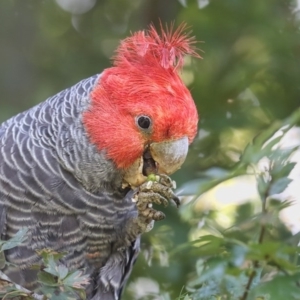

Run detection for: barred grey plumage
[[0, 74, 140, 299]]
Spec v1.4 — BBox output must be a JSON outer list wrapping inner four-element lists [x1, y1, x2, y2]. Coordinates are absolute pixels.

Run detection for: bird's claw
[[133, 174, 180, 223]]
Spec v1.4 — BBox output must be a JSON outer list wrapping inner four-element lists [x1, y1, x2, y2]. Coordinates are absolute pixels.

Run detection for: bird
[[0, 23, 200, 299]]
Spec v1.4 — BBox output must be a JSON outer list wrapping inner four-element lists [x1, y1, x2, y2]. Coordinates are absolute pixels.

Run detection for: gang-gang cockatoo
[[0, 23, 200, 299]]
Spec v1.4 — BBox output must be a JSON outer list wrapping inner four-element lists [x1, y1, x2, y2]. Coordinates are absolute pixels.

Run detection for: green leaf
[[239, 111, 300, 168], [257, 173, 270, 201], [182, 167, 247, 204], [229, 244, 248, 267], [58, 264, 69, 280], [271, 161, 296, 180], [43, 255, 60, 277], [196, 235, 226, 257], [0, 289, 30, 299], [223, 272, 251, 298], [38, 285, 73, 300], [271, 147, 298, 164], [1, 228, 28, 251], [263, 136, 283, 151], [196, 257, 227, 285], [269, 177, 292, 196], [189, 278, 219, 300], [247, 242, 299, 272], [234, 202, 255, 225], [252, 274, 300, 300], [268, 198, 294, 211], [240, 123, 283, 165], [38, 271, 58, 286], [170, 235, 224, 257], [63, 270, 89, 289]]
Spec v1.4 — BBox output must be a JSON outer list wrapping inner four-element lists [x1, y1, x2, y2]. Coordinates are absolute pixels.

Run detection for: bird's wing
[[0, 76, 98, 288], [0, 75, 140, 299]]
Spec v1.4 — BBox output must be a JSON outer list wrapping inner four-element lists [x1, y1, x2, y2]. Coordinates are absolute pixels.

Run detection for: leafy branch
[[0, 231, 89, 300], [241, 150, 295, 300], [179, 109, 300, 300]]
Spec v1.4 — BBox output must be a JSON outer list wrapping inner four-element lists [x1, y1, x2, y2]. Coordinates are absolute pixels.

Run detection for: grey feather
[[0, 74, 140, 299]]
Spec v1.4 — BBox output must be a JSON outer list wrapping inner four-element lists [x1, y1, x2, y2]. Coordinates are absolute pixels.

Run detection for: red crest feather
[[113, 22, 201, 70]]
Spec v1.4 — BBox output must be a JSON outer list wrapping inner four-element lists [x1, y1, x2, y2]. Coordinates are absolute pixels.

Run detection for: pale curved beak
[[123, 136, 189, 188], [149, 136, 189, 175]]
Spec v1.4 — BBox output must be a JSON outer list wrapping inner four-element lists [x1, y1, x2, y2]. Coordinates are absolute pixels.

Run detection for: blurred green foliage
[[1, 0, 300, 299]]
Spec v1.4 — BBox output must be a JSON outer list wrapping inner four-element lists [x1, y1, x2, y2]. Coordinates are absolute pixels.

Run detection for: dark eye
[[137, 116, 152, 130]]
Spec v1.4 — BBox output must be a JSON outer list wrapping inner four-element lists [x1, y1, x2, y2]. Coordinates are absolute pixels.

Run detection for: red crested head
[[83, 23, 201, 170]]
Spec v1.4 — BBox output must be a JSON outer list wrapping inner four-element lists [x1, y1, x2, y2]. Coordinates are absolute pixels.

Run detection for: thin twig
[[240, 173, 269, 300], [239, 244, 261, 300]]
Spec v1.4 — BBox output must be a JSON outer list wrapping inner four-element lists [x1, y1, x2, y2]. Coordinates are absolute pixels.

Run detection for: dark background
[[1, 0, 300, 299]]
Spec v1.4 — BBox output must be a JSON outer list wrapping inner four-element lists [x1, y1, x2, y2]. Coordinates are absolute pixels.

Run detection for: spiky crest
[[113, 22, 201, 70]]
